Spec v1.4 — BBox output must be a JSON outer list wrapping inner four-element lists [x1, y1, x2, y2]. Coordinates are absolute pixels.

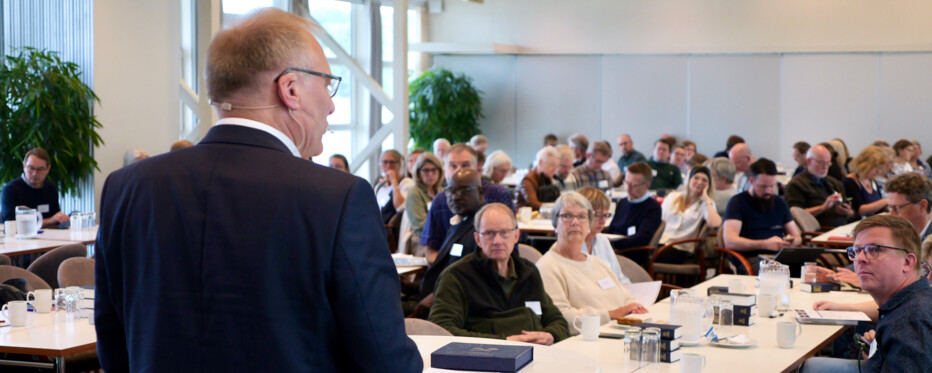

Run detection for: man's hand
[[813, 300, 842, 311], [51, 211, 70, 223], [822, 193, 842, 210], [829, 268, 861, 287], [385, 169, 400, 187], [413, 293, 434, 319], [764, 236, 791, 252], [861, 330, 876, 360], [834, 202, 853, 217], [609, 303, 648, 319], [506, 331, 554, 345]]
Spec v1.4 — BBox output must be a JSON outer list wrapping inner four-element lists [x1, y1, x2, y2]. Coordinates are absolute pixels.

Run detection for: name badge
[[598, 180, 609, 189], [38, 204, 49, 213], [627, 226, 636, 236], [525, 301, 542, 315], [598, 277, 616, 290], [651, 169, 658, 177], [450, 243, 464, 257], [868, 339, 877, 359]]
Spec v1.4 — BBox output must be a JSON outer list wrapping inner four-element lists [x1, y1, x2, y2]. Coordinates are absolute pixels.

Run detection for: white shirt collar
[[215, 118, 301, 158]]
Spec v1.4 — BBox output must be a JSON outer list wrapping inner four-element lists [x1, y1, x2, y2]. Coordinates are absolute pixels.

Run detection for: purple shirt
[[419, 180, 515, 249]]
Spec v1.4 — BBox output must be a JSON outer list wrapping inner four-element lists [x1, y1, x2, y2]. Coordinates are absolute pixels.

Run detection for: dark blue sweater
[[607, 197, 662, 250], [1, 176, 61, 222]]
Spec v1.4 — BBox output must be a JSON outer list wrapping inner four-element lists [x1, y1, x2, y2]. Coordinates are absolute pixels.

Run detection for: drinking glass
[[624, 327, 642, 361], [641, 327, 661, 364]]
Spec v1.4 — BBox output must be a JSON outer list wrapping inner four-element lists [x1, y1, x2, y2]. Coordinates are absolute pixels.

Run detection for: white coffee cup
[[518, 207, 532, 224], [4, 221, 15, 237], [27, 289, 53, 313], [573, 313, 601, 341], [2, 301, 28, 326], [777, 321, 803, 348], [758, 293, 776, 318], [680, 353, 707, 373], [728, 278, 746, 294]]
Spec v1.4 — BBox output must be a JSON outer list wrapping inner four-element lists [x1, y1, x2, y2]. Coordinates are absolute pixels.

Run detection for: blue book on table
[[431, 342, 534, 372]]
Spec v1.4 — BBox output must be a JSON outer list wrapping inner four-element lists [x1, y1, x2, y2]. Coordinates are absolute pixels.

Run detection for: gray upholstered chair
[[615, 254, 651, 283], [517, 243, 543, 264], [0, 255, 10, 266], [404, 318, 453, 336], [0, 265, 51, 291], [27, 244, 87, 289], [58, 257, 95, 288]]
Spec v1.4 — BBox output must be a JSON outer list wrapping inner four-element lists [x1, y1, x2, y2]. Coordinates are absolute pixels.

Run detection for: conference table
[[811, 221, 857, 248], [411, 335, 600, 373], [0, 311, 96, 373], [554, 274, 873, 373], [0, 226, 97, 258]]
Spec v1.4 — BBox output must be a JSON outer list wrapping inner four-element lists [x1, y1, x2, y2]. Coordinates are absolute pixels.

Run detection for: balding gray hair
[[474, 203, 517, 231], [535, 146, 561, 168], [709, 157, 736, 184]]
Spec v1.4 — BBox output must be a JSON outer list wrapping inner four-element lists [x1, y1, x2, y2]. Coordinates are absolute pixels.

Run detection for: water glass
[[55, 288, 67, 311], [624, 327, 642, 361], [641, 327, 661, 364]]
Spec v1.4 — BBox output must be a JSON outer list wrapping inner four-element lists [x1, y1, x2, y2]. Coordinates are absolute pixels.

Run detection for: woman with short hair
[[400, 153, 444, 255], [481, 150, 512, 184], [843, 146, 890, 220]]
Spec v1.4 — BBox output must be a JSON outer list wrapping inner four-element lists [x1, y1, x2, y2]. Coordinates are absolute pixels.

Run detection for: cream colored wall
[[93, 0, 182, 205], [429, 0, 932, 54]]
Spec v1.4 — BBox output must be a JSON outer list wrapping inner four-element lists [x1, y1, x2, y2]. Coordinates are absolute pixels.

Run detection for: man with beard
[[785, 144, 853, 227], [723, 158, 802, 273]]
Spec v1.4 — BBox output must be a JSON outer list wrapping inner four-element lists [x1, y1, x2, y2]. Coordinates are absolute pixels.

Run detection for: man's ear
[[904, 253, 918, 274], [277, 74, 300, 110]]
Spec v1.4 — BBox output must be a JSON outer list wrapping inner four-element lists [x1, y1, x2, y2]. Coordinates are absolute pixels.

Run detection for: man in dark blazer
[[94, 9, 422, 372]]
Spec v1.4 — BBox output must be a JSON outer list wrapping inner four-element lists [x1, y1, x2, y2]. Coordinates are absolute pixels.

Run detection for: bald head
[[729, 143, 752, 172], [806, 144, 833, 178], [447, 168, 484, 216], [617, 134, 634, 154]]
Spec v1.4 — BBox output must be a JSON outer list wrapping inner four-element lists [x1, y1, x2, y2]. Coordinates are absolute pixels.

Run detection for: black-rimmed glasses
[[889, 200, 918, 214], [478, 228, 517, 240], [274, 67, 342, 97], [846, 244, 909, 261]]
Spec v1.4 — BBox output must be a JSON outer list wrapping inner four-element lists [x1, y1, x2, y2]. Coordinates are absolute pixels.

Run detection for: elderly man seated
[[571, 140, 613, 189], [429, 202, 569, 345], [785, 144, 852, 227]]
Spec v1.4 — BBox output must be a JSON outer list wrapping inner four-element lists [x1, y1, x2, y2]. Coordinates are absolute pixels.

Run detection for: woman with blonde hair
[[400, 152, 444, 255], [656, 166, 722, 263], [576, 187, 630, 284], [843, 146, 889, 220]]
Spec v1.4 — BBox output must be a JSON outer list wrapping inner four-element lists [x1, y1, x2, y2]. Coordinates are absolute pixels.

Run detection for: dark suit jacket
[[95, 124, 422, 372]]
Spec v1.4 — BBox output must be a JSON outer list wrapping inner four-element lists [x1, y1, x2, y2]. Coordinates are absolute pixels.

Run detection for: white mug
[[4, 221, 15, 237], [518, 207, 532, 224], [758, 293, 776, 318], [573, 313, 601, 341], [2, 301, 28, 326], [27, 289, 53, 313], [680, 353, 707, 373], [777, 321, 803, 348], [728, 278, 746, 294]]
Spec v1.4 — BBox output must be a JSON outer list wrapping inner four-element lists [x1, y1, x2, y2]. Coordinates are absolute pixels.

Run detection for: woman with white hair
[[536, 192, 647, 333], [481, 150, 512, 184], [517, 146, 561, 210]]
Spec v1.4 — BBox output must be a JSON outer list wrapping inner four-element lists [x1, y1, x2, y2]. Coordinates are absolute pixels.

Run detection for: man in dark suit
[[94, 9, 422, 372]]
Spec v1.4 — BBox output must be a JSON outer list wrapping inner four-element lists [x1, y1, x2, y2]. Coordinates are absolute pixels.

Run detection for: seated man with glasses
[[886, 172, 932, 243], [416, 168, 518, 317], [785, 144, 853, 227], [537, 193, 647, 334], [802, 215, 932, 373], [1, 147, 70, 227], [430, 202, 569, 345], [570, 140, 613, 189], [606, 162, 663, 264]]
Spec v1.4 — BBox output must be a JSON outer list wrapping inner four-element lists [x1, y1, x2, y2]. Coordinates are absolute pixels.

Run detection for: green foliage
[[0, 48, 103, 195], [408, 68, 483, 150]]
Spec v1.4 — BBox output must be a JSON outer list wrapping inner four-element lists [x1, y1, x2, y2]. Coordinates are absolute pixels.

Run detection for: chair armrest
[[715, 247, 755, 276]]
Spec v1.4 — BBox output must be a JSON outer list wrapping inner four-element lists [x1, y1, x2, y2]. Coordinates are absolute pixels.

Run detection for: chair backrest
[[0, 265, 51, 291], [58, 257, 95, 288], [517, 244, 543, 264], [616, 254, 651, 283], [716, 224, 725, 248], [404, 318, 453, 336], [649, 221, 666, 248], [27, 244, 87, 289], [0, 255, 10, 267], [790, 207, 821, 233]]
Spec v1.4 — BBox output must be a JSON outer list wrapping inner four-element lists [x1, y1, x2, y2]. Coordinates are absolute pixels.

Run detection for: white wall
[[93, 0, 181, 204], [430, 1, 932, 169]]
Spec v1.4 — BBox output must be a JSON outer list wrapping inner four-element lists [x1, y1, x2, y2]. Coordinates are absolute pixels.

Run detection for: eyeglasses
[[420, 167, 439, 174], [889, 201, 918, 214], [558, 213, 589, 222], [810, 159, 831, 167], [846, 244, 909, 261], [449, 186, 477, 197], [25, 166, 48, 172], [594, 212, 614, 220], [380, 159, 400, 165], [274, 67, 342, 97], [922, 262, 931, 278], [478, 228, 517, 240]]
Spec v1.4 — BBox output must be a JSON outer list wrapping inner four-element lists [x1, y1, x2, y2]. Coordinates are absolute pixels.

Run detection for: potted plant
[[0, 48, 103, 195], [408, 68, 483, 150]]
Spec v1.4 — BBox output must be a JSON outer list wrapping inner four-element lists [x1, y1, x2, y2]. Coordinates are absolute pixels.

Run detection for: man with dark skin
[[416, 168, 487, 317]]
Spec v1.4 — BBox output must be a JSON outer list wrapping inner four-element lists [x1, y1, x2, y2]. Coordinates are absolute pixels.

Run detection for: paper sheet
[[622, 281, 662, 306]]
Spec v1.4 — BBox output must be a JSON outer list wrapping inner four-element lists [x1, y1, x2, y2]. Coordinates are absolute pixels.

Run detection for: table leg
[[56, 356, 65, 373]]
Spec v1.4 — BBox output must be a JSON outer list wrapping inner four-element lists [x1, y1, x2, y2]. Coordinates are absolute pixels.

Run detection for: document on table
[[623, 281, 662, 306]]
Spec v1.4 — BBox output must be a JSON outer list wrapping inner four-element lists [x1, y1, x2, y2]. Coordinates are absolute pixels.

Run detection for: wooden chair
[[615, 221, 666, 267], [58, 257, 95, 287], [715, 224, 755, 276], [0, 255, 10, 266], [385, 212, 403, 253], [404, 318, 452, 336], [649, 224, 710, 287], [0, 265, 51, 291], [517, 243, 543, 264], [27, 244, 87, 289], [790, 207, 847, 267]]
